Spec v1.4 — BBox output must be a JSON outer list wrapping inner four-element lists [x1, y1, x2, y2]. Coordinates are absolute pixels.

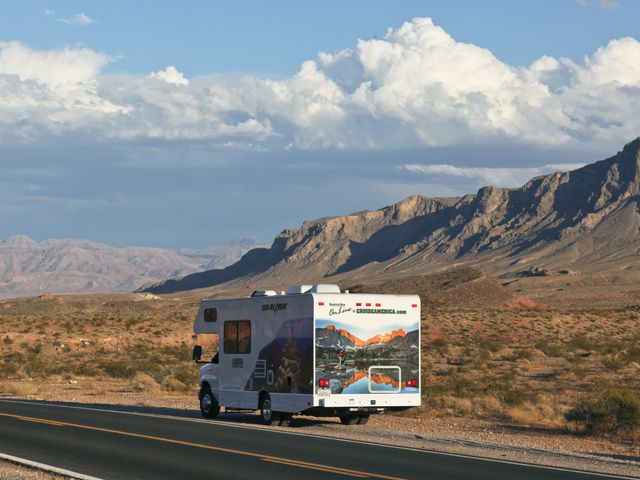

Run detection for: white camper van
[[192, 284, 421, 425]]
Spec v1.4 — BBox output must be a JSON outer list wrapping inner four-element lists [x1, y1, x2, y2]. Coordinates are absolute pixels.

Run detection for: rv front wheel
[[199, 385, 220, 419], [259, 394, 280, 425]]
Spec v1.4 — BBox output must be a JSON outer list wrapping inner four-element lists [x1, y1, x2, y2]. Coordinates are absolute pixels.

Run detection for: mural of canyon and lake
[[315, 319, 420, 394]]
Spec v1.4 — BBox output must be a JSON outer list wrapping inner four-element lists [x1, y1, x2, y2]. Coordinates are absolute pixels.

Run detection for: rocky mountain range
[[146, 137, 640, 294], [0, 236, 262, 298], [317, 326, 420, 369], [322, 325, 407, 348]]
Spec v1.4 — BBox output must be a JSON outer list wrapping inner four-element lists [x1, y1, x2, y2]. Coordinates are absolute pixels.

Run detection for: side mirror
[[192, 345, 202, 362]]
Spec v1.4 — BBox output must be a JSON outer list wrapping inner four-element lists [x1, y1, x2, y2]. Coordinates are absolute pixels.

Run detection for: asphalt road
[[0, 399, 631, 480]]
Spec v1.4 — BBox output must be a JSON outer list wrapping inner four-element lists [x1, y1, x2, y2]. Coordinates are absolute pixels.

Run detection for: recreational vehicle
[[192, 284, 421, 426]]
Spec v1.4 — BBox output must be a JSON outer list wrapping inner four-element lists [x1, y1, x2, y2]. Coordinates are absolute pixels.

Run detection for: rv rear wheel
[[278, 413, 292, 427], [357, 415, 370, 425], [199, 385, 220, 419], [339, 414, 359, 425]]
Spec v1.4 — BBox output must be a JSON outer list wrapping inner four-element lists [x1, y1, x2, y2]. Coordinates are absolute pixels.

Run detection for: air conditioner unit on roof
[[251, 290, 278, 297], [285, 284, 313, 295], [309, 284, 341, 294]]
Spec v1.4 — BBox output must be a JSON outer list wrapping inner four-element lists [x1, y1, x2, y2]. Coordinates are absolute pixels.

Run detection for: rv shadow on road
[[0, 397, 337, 428]]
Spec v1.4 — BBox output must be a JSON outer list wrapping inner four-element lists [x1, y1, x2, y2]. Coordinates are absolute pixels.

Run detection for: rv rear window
[[204, 308, 217, 323], [223, 320, 251, 354]]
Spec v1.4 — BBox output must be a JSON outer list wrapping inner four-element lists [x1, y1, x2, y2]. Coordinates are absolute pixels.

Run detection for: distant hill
[[145, 137, 640, 294], [0, 236, 263, 298], [348, 267, 526, 309]]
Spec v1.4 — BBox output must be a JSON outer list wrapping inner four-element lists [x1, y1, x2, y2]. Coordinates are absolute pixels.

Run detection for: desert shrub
[[3, 336, 13, 345], [0, 361, 19, 378], [567, 335, 593, 351], [99, 359, 135, 379], [23, 358, 54, 378], [0, 381, 37, 396], [5, 352, 24, 363], [162, 375, 187, 392], [485, 374, 530, 407], [565, 389, 640, 435], [534, 340, 562, 357], [427, 338, 450, 355], [132, 372, 160, 393], [69, 362, 100, 377], [27, 343, 42, 355], [477, 339, 501, 353], [476, 347, 492, 362], [622, 345, 640, 363], [170, 363, 198, 388], [602, 356, 623, 371], [502, 348, 534, 362]]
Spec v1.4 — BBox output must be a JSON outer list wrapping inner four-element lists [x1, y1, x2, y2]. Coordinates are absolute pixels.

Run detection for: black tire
[[199, 385, 220, 419], [259, 394, 280, 425], [339, 414, 359, 425], [278, 413, 292, 427], [356, 415, 370, 425]]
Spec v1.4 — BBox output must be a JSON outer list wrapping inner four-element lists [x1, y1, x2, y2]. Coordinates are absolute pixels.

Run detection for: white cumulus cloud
[[0, 41, 127, 141], [148, 66, 189, 86], [403, 163, 586, 188], [0, 17, 638, 149]]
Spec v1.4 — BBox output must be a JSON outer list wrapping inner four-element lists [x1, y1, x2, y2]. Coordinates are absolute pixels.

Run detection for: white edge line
[[0, 452, 104, 480], [0, 398, 637, 480]]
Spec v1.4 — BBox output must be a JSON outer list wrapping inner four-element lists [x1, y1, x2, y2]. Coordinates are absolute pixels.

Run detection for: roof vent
[[251, 290, 278, 297]]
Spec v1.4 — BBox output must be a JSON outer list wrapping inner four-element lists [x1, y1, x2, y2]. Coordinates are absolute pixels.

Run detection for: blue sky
[[2, 1, 637, 75], [1, 1, 639, 248]]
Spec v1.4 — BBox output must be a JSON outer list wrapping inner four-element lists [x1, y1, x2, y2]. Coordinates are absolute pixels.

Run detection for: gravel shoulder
[[2, 381, 640, 478], [0, 459, 68, 480]]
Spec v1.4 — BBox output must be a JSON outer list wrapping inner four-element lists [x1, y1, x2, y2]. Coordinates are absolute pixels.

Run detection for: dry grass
[[0, 381, 37, 397], [1, 289, 640, 441], [417, 304, 640, 441]]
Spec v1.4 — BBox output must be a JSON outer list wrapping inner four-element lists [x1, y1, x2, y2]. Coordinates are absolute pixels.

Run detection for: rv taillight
[[407, 379, 418, 387], [411, 304, 418, 308], [365, 303, 372, 307], [318, 379, 330, 388], [356, 302, 362, 307], [375, 303, 381, 307], [318, 302, 325, 306]]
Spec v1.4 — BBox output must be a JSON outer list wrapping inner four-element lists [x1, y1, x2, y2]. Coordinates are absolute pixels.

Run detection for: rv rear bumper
[[314, 392, 420, 409]]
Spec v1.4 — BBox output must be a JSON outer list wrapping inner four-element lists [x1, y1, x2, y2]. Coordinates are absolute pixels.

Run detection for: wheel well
[[200, 381, 210, 391], [258, 390, 270, 406]]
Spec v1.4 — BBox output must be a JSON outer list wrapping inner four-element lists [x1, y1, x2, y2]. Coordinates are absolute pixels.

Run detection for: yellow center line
[[16, 416, 67, 427], [261, 458, 369, 478], [0, 412, 405, 480]]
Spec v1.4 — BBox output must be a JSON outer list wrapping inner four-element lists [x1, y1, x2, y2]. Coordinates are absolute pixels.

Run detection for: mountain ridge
[[324, 325, 407, 347], [143, 137, 640, 294], [0, 236, 264, 299]]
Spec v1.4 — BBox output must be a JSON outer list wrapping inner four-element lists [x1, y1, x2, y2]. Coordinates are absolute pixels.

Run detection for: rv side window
[[223, 320, 251, 354], [204, 308, 217, 323], [237, 321, 251, 353]]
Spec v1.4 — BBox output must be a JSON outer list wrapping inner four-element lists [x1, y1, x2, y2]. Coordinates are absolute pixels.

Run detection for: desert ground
[[1, 268, 640, 476]]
